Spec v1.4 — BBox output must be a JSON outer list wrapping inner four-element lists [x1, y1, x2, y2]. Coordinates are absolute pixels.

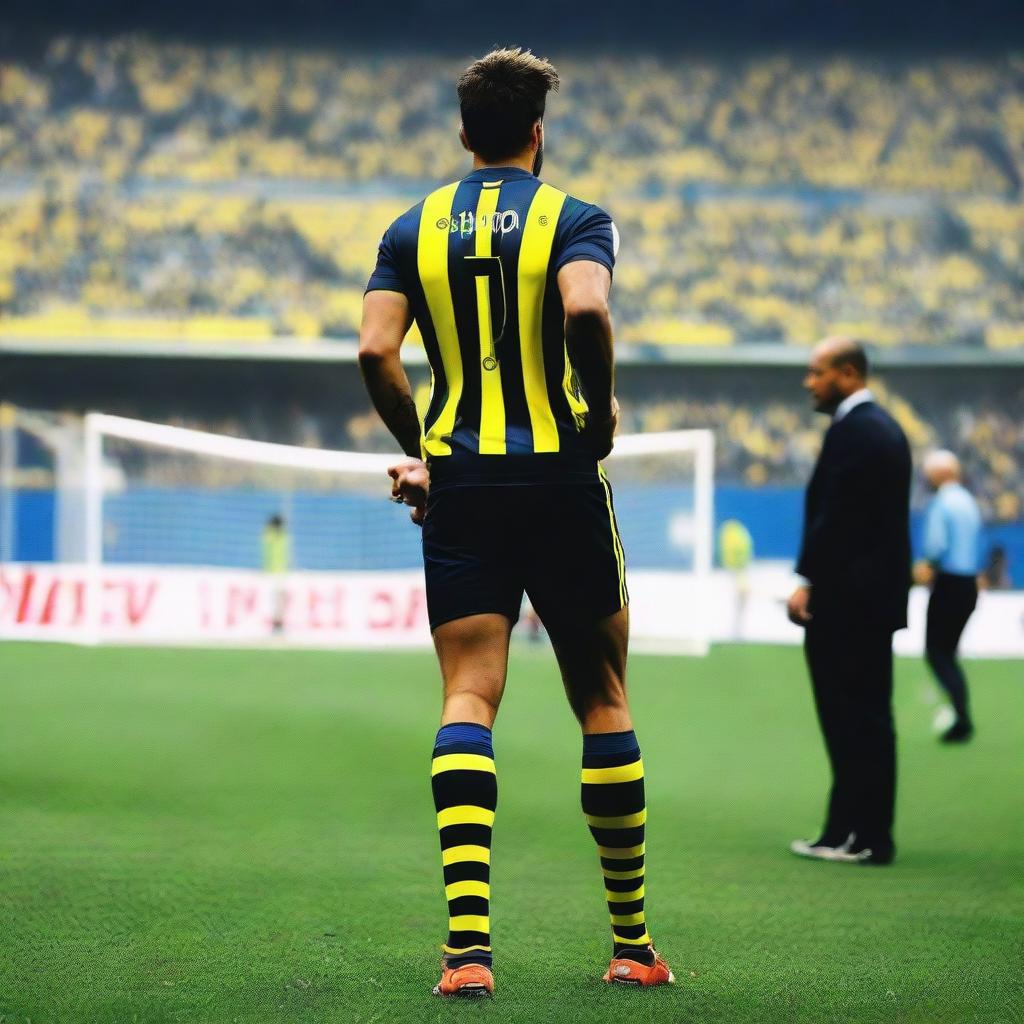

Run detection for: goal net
[[606, 430, 714, 653], [10, 414, 713, 650]]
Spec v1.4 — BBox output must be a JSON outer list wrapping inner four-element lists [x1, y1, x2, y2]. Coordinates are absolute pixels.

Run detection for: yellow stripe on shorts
[[598, 465, 627, 606]]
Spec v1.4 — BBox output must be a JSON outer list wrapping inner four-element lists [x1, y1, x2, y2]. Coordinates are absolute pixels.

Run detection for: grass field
[[1, 642, 1021, 1024]]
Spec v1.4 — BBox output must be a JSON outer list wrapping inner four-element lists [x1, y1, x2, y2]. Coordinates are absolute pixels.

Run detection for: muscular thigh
[[521, 478, 627, 641], [421, 487, 525, 632]]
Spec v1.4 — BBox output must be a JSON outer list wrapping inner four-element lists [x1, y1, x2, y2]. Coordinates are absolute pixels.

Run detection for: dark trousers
[[804, 615, 896, 849], [925, 573, 978, 724]]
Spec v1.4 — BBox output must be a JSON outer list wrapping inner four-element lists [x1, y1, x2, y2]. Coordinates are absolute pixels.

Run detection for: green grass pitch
[[1, 642, 1021, 1024]]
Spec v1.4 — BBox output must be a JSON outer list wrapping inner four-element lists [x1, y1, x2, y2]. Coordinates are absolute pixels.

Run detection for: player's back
[[366, 166, 617, 489]]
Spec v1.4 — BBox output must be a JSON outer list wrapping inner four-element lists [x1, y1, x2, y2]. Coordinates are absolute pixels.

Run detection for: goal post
[[68, 415, 713, 650], [605, 429, 715, 654], [609, 428, 715, 580]]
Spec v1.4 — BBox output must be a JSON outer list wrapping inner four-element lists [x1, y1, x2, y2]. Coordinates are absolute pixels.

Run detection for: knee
[[571, 677, 627, 716]]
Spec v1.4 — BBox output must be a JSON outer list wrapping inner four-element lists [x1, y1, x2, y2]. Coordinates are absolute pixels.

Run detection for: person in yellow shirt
[[262, 514, 290, 634], [718, 519, 753, 640]]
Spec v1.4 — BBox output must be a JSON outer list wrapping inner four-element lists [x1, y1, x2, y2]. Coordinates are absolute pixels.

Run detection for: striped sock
[[431, 722, 496, 969], [581, 730, 653, 962]]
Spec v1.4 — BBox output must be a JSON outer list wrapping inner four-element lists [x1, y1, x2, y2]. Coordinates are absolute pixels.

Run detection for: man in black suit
[[787, 337, 911, 866]]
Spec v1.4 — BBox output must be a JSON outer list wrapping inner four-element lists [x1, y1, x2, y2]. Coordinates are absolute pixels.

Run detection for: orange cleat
[[603, 947, 675, 987], [432, 962, 494, 997]]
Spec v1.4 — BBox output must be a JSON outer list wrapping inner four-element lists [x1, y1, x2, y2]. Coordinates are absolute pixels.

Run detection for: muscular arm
[[358, 290, 421, 458], [557, 260, 616, 457]]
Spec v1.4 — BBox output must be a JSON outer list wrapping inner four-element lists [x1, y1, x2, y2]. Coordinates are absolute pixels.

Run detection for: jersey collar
[[462, 166, 536, 183]]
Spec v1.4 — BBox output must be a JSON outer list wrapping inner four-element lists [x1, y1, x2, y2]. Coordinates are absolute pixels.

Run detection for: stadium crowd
[[1, 39, 1023, 347], [4, 41, 1022, 192]]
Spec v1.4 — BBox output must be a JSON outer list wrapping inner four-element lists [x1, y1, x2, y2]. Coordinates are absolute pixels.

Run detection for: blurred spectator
[[262, 513, 290, 633], [718, 518, 754, 639], [3, 42, 1022, 194]]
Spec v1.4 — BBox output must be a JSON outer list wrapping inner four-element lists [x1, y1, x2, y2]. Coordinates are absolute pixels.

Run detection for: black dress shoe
[[941, 720, 974, 744], [837, 836, 896, 865]]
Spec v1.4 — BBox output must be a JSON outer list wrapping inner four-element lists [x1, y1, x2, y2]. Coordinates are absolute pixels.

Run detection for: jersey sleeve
[[554, 201, 618, 276], [365, 221, 407, 295]]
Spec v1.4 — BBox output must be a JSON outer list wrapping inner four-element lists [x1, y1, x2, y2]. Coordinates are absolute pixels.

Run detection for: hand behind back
[[584, 396, 620, 461], [388, 458, 430, 525]]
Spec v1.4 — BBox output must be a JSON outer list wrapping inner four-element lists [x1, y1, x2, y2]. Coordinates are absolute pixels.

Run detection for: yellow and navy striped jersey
[[366, 166, 617, 487]]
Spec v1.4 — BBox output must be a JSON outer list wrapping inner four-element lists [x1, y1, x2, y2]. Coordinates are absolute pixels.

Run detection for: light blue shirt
[[923, 482, 981, 576]]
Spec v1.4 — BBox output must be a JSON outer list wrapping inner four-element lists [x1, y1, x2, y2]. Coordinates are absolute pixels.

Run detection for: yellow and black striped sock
[[431, 722, 496, 969], [581, 730, 653, 963]]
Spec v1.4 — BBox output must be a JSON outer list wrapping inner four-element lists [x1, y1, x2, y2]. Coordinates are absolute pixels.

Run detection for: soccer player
[[358, 48, 673, 997], [914, 450, 981, 743]]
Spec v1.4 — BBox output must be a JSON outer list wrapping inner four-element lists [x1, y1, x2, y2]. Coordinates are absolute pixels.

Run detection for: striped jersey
[[366, 165, 617, 487]]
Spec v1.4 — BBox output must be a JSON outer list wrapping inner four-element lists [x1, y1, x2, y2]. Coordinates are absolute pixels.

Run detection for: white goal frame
[[609, 427, 715, 583], [78, 413, 714, 650]]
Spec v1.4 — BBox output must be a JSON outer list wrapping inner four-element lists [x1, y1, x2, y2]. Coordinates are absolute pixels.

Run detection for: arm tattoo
[[387, 385, 422, 457]]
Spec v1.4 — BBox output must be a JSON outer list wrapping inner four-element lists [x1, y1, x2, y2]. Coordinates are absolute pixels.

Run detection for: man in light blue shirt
[[914, 450, 981, 742]]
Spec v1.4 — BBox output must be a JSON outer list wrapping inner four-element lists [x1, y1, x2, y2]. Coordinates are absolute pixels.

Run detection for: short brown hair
[[457, 47, 559, 162]]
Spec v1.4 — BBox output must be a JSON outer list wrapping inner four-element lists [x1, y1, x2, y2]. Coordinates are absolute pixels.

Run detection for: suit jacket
[[797, 401, 912, 632]]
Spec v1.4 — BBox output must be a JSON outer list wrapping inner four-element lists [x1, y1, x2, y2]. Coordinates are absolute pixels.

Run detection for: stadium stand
[[1, 40, 1023, 346], [4, 43, 1023, 192]]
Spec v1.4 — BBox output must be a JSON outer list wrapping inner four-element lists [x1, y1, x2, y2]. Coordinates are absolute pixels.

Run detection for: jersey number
[[464, 255, 507, 371]]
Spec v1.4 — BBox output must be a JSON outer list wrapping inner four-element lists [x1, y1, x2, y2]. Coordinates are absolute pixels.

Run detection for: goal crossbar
[[86, 412, 712, 469], [84, 411, 714, 570], [81, 413, 714, 651], [85, 413, 396, 475]]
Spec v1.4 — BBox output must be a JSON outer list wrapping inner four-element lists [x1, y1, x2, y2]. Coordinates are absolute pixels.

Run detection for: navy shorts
[[421, 479, 628, 637]]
